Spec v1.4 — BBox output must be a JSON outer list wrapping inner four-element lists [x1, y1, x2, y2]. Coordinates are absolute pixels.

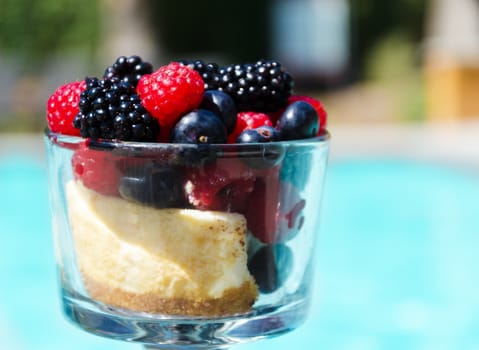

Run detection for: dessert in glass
[[44, 56, 330, 349]]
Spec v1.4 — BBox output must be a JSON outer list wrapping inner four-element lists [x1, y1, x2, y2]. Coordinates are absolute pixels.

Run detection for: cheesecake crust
[[83, 273, 258, 316]]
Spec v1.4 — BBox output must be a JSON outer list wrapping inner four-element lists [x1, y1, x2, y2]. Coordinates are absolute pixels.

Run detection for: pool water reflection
[[1, 156, 479, 350]]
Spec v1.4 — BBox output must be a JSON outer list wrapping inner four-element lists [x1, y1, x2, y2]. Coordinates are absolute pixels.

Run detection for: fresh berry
[[235, 127, 285, 169], [103, 55, 153, 87], [228, 111, 273, 143], [184, 158, 256, 210], [182, 59, 294, 113], [236, 125, 280, 143], [179, 60, 221, 90], [71, 144, 122, 196], [137, 62, 204, 131], [247, 244, 293, 293], [276, 101, 319, 140], [215, 179, 256, 213], [184, 167, 230, 210], [119, 162, 186, 208], [288, 95, 327, 134], [236, 125, 283, 170], [73, 77, 159, 141], [199, 90, 237, 133], [87, 138, 217, 168], [244, 176, 280, 243], [245, 173, 306, 243], [171, 109, 227, 144], [275, 181, 306, 242], [46, 80, 86, 136]]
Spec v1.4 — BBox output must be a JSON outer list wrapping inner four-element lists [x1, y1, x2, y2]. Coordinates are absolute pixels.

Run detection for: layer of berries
[[46, 56, 328, 289], [70, 140, 306, 243], [47, 56, 327, 144]]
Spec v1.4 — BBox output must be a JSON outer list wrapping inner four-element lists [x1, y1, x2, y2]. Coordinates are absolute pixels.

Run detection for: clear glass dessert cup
[[44, 129, 330, 350]]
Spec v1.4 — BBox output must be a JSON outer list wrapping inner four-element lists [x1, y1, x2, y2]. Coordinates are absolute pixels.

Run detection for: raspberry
[[228, 111, 273, 143], [275, 182, 306, 242], [46, 80, 86, 136], [287, 95, 327, 134], [216, 179, 256, 213], [245, 169, 306, 243], [244, 172, 280, 243], [184, 158, 256, 211], [137, 62, 204, 131], [71, 144, 122, 196]]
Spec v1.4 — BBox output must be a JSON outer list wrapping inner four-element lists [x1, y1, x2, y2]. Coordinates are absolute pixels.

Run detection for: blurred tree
[[144, 0, 428, 83], [349, 0, 429, 79], [0, 0, 100, 70], [98, 0, 159, 68], [145, 0, 272, 63]]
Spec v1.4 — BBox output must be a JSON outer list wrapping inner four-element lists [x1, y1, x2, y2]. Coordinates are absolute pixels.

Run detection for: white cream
[[66, 181, 255, 299]]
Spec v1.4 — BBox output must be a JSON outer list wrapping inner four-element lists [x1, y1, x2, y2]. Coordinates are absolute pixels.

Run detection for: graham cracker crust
[[83, 275, 258, 317]]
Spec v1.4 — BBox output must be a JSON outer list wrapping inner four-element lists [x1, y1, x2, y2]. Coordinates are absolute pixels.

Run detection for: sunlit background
[[1, 0, 479, 349]]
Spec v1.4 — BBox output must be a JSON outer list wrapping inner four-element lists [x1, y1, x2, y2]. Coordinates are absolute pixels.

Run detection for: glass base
[[143, 346, 229, 350], [62, 289, 309, 348]]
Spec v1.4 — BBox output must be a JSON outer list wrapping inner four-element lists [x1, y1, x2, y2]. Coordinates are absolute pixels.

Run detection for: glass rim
[[44, 128, 330, 151]]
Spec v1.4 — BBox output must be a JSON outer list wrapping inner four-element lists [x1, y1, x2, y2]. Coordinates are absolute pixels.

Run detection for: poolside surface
[[1, 129, 479, 349]]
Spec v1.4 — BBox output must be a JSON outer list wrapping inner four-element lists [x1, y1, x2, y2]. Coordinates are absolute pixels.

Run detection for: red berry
[[184, 167, 230, 209], [275, 182, 306, 242], [71, 144, 122, 196], [46, 80, 86, 136], [184, 158, 256, 210], [287, 95, 327, 134], [228, 111, 273, 143], [245, 173, 306, 243], [217, 179, 256, 213], [137, 62, 204, 134], [244, 177, 280, 243]]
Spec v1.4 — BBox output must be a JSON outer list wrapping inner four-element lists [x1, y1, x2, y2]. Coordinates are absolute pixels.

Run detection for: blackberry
[[179, 59, 220, 91], [180, 59, 294, 113], [73, 77, 159, 141], [103, 55, 153, 87]]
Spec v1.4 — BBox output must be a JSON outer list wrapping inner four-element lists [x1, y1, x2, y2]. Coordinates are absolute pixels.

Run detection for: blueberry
[[86, 139, 219, 167], [236, 126, 280, 143], [171, 109, 227, 144], [235, 126, 284, 169], [247, 244, 293, 294], [199, 90, 237, 133], [119, 162, 186, 208], [276, 101, 319, 140]]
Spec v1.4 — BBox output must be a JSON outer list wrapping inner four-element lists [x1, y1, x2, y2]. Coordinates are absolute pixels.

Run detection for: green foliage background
[[0, 0, 100, 68], [349, 0, 428, 79], [146, 0, 271, 63], [0, 0, 429, 77]]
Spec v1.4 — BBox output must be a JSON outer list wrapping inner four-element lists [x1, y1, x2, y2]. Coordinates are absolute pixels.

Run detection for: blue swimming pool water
[[1, 154, 479, 350]]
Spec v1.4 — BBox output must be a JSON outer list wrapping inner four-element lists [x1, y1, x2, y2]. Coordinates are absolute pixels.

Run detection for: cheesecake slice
[[65, 180, 258, 316]]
